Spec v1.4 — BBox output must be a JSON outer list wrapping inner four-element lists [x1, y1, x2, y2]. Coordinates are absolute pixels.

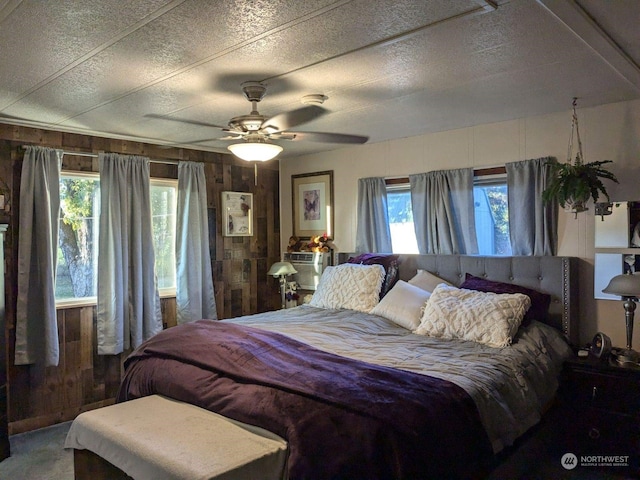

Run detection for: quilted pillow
[[415, 284, 531, 348], [370, 280, 431, 330], [459, 273, 551, 324], [408, 269, 451, 293], [347, 253, 400, 298], [309, 263, 385, 313]]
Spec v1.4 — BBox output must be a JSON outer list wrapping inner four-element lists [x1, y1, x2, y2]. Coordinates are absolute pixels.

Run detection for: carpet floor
[[0, 422, 73, 480]]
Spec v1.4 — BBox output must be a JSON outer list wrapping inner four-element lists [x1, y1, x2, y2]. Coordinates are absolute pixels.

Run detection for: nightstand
[[556, 356, 640, 475]]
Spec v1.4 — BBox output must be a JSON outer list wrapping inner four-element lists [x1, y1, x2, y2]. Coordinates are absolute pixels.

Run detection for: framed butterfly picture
[[292, 170, 333, 239]]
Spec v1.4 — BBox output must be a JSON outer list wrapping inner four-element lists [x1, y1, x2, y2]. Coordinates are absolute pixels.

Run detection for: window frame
[[55, 171, 178, 309], [150, 177, 178, 299]]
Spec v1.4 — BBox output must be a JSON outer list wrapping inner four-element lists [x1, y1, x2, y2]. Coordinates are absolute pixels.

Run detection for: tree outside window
[[56, 172, 177, 304]]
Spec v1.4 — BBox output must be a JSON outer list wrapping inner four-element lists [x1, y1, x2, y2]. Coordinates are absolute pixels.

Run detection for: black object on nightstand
[[555, 355, 640, 477]]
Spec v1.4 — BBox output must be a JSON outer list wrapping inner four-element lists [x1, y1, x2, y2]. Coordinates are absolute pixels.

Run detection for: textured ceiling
[[0, 0, 638, 158]]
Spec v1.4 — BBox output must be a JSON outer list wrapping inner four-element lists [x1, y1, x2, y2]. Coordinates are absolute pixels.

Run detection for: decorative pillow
[[309, 263, 385, 313], [459, 273, 551, 324], [415, 284, 531, 348], [370, 280, 431, 331], [347, 253, 400, 298], [407, 269, 451, 293]]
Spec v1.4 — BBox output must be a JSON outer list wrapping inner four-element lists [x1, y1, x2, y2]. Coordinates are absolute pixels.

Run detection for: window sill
[[56, 289, 177, 310]]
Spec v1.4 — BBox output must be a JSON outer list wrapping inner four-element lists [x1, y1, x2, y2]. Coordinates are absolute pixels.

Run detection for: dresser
[[557, 356, 640, 475]]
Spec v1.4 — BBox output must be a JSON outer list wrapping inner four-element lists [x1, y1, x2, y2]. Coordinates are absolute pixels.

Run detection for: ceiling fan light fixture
[[227, 142, 283, 162]]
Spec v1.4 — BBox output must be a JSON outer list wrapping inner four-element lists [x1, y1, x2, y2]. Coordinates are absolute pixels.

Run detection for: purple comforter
[[117, 320, 492, 479]]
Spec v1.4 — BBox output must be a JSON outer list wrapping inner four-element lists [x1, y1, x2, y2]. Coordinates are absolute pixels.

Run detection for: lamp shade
[[602, 272, 640, 297], [228, 142, 283, 162], [267, 261, 297, 277]]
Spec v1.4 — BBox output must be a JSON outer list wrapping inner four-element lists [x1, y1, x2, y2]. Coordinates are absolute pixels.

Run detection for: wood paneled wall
[[0, 124, 282, 433]]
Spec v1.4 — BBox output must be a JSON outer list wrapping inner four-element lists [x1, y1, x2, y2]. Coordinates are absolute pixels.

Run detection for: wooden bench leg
[[74, 449, 132, 480]]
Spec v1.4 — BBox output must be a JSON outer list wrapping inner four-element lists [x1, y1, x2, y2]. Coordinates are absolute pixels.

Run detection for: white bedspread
[[229, 305, 572, 453]]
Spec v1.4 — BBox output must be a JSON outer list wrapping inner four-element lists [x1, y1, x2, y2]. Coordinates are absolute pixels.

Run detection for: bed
[[114, 253, 579, 479]]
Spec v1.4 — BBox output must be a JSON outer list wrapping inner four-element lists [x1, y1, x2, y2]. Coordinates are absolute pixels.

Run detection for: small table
[[555, 355, 640, 475]]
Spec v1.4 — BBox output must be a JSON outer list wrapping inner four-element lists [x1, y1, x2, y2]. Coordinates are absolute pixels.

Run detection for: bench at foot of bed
[[64, 394, 288, 480]]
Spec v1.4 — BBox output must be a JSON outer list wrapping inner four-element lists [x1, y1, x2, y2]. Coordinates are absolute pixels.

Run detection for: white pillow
[[370, 280, 431, 330], [309, 263, 385, 313], [415, 284, 531, 348], [408, 269, 451, 293]]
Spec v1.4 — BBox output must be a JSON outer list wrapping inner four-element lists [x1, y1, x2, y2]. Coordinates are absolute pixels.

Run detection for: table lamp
[[602, 271, 640, 366], [268, 261, 297, 309]]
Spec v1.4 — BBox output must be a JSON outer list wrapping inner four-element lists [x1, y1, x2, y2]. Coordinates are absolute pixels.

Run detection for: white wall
[[280, 99, 640, 349]]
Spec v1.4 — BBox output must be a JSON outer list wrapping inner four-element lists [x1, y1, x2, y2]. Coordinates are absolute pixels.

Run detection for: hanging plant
[[542, 159, 618, 214], [542, 98, 618, 217]]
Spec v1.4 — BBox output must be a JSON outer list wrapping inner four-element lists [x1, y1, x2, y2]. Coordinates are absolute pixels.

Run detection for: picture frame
[[222, 191, 253, 236], [292, 170, 334, 239]]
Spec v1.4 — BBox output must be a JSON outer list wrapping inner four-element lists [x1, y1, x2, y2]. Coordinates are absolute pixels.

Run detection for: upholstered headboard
[[337, 254, 580, 346]]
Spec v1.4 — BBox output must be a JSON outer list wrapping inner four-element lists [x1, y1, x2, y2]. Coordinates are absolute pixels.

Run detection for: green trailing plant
[[542, 98, 619, 217], [542, 158, 619, 214]]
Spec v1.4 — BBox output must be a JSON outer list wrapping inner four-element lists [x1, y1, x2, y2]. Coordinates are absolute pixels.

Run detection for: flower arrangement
[[285, 291, 299, 302], [285, 281, 299, 307], [305, 233, 332, 252], [287, 233, 333, 253]]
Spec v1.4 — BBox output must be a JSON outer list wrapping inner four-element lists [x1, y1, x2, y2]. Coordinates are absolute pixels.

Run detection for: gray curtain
[[176, 162, 217, 324], [506, 157, 557, 255], [15, 146, 62, 367], [355, 177, 392, 253], [409, 168, 478, 254], [97, 153, 162, 355]]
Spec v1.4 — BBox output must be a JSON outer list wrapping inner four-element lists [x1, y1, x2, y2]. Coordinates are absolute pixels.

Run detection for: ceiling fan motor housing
[[241, 81, 267, 103], [228, 114, 266, 132]]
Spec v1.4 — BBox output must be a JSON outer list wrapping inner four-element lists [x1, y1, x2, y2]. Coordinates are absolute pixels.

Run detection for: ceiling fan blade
[[283, 131, 369, 144], [145, 113, 228, 130], [268, 132, 297, 140], [218, 134, 247, 141], [260, 105, 326, 134]]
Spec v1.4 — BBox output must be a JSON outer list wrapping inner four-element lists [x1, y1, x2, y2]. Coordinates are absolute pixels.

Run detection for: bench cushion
[[64, 395, 288, 480]]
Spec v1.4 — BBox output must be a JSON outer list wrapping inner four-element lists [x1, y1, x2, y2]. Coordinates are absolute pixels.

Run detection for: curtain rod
[[385, 166, 507, 185], [21, 145, 179, 165]]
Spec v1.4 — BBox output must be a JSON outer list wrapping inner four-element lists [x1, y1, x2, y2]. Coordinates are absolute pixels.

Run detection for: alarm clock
[[589, 332, 612, 359]]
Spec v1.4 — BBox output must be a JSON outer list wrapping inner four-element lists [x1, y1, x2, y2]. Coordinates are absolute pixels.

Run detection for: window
[[385, 172, 511, 255], [386, 185, 419, 254], [150, 179, 177, 291], [473, 176, 511, 256], [56, 172, 177, 305]]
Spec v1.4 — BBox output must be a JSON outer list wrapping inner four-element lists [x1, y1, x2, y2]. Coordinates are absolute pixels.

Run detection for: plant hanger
[[567, 97, 584, 168], [542, 98, 619, 218]]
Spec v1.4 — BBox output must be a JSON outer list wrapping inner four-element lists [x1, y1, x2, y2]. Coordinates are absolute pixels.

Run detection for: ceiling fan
[[149, 81, 369, 161]]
